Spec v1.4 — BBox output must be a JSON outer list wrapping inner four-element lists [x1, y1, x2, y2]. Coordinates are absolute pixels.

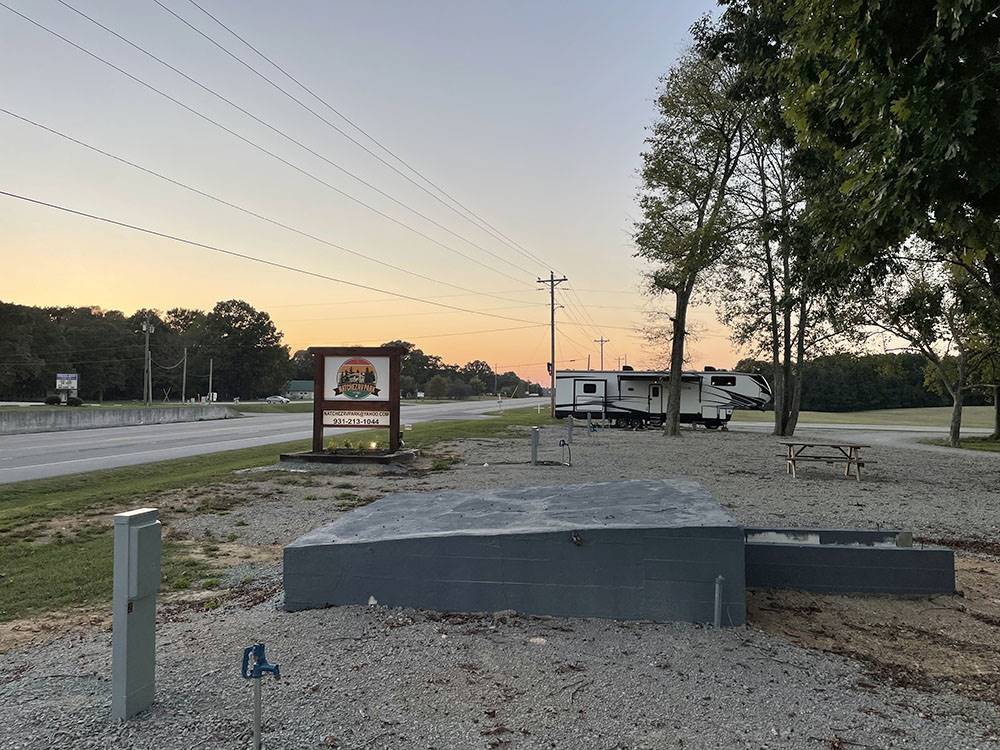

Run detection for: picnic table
[[780, 441, 872, 481]]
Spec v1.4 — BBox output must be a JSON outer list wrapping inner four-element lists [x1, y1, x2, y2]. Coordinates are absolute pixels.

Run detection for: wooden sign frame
[[310, 346, 402, 453]]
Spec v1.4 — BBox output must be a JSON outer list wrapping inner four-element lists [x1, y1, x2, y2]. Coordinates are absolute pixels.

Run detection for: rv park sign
[[311, 346, 401, 452]]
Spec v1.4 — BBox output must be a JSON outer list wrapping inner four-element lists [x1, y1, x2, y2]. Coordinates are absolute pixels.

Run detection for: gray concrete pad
[[284, 479, 747, 625]]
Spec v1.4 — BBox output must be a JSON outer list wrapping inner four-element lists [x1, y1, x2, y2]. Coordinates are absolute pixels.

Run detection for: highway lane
[[0, 398, 548, 484]]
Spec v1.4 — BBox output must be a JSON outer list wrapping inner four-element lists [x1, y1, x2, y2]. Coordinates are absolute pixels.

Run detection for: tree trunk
[[663, 285, 691, 437], [992, 385, 1000, 441], [771, 355, 784, 436], [784, 297, 808, 436], [948, 354, 967, 448]]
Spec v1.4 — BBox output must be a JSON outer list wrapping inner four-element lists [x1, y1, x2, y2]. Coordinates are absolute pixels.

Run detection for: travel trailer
[[554, 367, 772, 429]]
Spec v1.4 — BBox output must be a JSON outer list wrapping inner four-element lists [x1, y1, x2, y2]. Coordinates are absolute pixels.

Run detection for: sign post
[[310, 346, 401, 453]]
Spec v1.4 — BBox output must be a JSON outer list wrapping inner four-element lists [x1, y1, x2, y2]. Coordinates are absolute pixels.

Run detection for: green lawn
[[0, 407, 556, 622], [236, 402, 314, 414], [924, 436, 1000, 453], [733, 405, 996, 429]]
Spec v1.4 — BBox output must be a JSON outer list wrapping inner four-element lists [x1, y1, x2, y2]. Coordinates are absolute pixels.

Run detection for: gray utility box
[[284, 480, 747, 626], [112, 508, 162, 721]]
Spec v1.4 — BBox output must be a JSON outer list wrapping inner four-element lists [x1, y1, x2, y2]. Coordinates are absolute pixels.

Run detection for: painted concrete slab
[[746, 542, 955, 594], [284, 479, 747, 625]]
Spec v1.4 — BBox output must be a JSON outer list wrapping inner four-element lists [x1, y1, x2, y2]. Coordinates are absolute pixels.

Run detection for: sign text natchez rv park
[[310, 346, 402, 452]]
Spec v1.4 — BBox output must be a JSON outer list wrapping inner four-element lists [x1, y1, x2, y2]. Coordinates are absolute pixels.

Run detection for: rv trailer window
[[651, 386, 660, 397], [582, 383, 597, 394], [711, 375, 737, 387]]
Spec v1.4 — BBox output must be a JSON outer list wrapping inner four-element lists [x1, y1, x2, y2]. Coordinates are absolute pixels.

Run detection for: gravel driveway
[[3, 425, 1000, 748]]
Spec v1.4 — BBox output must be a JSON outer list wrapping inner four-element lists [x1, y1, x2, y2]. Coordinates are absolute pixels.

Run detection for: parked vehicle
[[265, 395, 291, 404], [554, 367, 771, 429]]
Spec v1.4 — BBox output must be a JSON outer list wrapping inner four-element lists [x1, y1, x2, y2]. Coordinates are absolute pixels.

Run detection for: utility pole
[[537, 271, 568, 417], [141, 315, 154, 406], [207, 358, 214, 404], [181, 347, 188, 403], [594, 337, 609, 371]]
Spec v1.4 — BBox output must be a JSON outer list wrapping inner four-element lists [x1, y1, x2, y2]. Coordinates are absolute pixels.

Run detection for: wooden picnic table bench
[[779, 441, 873, 481]]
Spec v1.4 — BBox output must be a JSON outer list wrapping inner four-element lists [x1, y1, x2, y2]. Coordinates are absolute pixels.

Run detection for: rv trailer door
[[573, 379, 606, 416]]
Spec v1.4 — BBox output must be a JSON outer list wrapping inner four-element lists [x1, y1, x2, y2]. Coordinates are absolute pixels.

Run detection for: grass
[[924, 436, 1000, 453], [733, 405, 996, 429], [0, 402, 216, 412], [325, 406, 558, 451], [0, 534, 216, 621], [0, 406, 554, 622], [236, 402, 313, 414]]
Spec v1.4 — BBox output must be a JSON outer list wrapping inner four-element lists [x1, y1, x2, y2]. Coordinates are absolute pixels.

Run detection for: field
[[0, 407, 556, 622], [734, 404, 996, 429]]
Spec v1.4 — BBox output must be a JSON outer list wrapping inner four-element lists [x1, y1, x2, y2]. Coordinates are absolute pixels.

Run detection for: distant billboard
[[55, 373, 79, 390]]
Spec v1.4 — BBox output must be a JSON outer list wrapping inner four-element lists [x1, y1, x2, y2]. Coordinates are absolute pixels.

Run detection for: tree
[[447, 379, 473, 400], [865, 260, 977, 447], [715, 0, 1000, 307], [635, 47, 747, 435], [425, 374, 448, 399], [289, 349, 313, 380], [461, 360, 495, 388], [383, 340, 444, 392], [202, 300, 289, 400]]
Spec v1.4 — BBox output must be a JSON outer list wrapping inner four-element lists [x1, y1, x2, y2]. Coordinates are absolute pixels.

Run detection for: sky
[[0, 0, 740, 384]]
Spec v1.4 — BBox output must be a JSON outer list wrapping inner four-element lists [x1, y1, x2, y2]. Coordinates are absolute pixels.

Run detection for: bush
[[44, 395, 61, 405], [66, 396, 84, 407]]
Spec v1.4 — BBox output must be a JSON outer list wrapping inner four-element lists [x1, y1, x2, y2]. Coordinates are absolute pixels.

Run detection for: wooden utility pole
[[207, 358, 213, 403], [594, 337, 609, 370], [141, 315, 154, 406], [181, 347, 187, 403], [537, 271, 568, 417]]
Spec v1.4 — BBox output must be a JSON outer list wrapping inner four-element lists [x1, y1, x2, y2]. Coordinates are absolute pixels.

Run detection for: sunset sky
[[0, 0, 741, 384]]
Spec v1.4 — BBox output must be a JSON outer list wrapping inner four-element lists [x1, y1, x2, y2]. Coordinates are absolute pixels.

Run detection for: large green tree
[[714, 0, 1000, 299], [635, 48, 747, 435], [201, 300, 289, 400]]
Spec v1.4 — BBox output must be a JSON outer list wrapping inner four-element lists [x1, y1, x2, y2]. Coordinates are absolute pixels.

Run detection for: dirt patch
[[749, 554, 1000, 706], [173, 540, 282, 568]]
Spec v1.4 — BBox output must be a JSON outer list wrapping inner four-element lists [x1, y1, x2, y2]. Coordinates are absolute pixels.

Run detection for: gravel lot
[[4, 583, 999, 750], [3, 424, 1000, 748]]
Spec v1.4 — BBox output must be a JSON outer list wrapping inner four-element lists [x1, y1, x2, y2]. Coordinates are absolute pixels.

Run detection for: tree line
[[736, 352, 994, 414], [0, 300, 289, 402], [0, 299, 542, 403], [635, 3, 1000, 444]]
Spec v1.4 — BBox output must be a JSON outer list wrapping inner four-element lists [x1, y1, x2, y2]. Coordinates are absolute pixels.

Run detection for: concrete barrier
[[0, 405, 241, 435]]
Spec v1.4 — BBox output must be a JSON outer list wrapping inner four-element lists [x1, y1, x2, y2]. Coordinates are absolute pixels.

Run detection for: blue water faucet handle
[[241, 643, 280, 680]]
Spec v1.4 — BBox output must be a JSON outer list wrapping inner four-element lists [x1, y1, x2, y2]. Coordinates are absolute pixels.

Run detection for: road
[[0, 398, 548, 484]]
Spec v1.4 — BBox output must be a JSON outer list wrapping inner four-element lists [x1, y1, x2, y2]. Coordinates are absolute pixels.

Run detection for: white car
[[265, 395, 290, 404]]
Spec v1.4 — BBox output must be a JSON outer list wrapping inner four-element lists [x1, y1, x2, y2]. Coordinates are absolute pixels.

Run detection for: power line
[[3, 1, 528, 287], [53, 0, 536, 283], [565, 285, 607, 338], [389, 324, 546, 341], [175, 0, 554, 271], [282, 303, 544, 323], [0, 189, 556, 327], [0, 108, 533, 307]]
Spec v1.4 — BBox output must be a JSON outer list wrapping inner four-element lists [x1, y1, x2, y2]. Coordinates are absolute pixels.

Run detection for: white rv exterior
[[554, 368, 771, 428]]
